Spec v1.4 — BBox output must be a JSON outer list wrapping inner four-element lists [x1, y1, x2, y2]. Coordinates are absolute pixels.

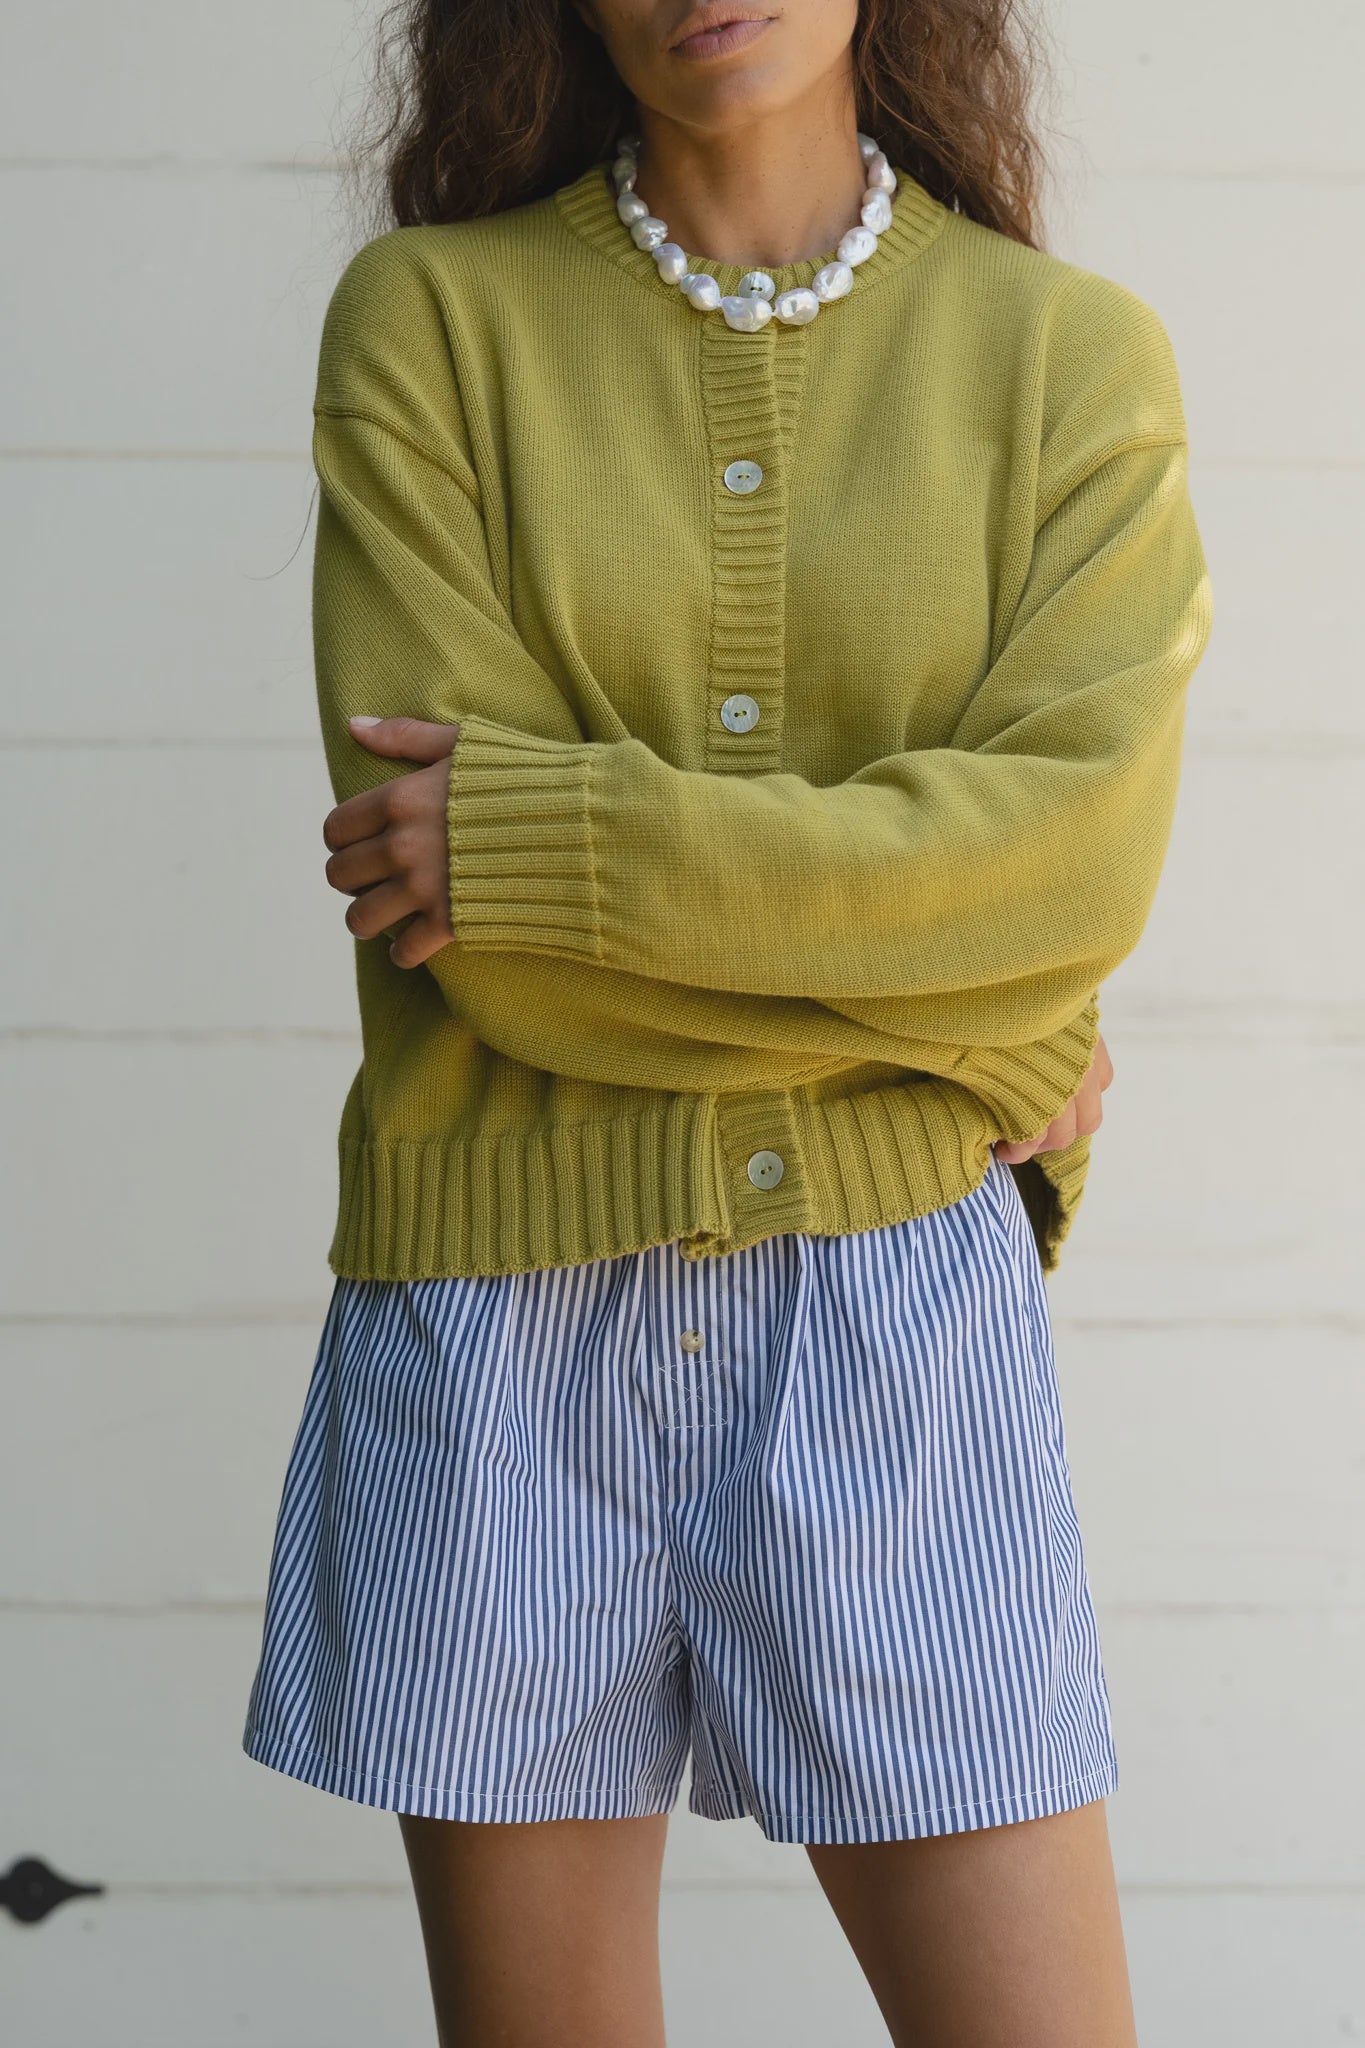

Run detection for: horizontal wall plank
[[0, 169, 341, 451], [0, 1324, 330, 1607], [1046, 0, 1365, 179], [1121, 1890, 1365, 2048], [1, 458, 315, 744], [0, 1, 355, 164], [0, 1041, 352, 1318], [2, 0, 1360, 185], [1183, 466, 1365, 748], [1101, 1608, 1365, 1887], [0, 749, 356, 1033], [1036, 1029, 1364, 1328], [1061, 1325, 1364, 1610], [1060, 178, 1364, 467]]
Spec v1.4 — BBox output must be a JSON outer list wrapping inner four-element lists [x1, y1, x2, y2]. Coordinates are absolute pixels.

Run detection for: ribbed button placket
[[714, 1088, 811, 1238], [699, 315, 809, 777]]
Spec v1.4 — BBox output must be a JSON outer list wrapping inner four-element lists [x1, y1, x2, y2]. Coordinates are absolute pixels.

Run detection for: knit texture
[[309, 154, 1212, 1280]]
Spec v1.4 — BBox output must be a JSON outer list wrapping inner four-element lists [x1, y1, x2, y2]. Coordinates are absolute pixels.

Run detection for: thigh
[[806, 1798, 1137, 2048], [398, 1810, 671, 2048]]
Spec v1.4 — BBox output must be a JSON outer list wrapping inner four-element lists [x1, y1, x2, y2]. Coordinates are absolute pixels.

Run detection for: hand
[[322, 715, 463, 967], [991, 1030, 1113, 1164]]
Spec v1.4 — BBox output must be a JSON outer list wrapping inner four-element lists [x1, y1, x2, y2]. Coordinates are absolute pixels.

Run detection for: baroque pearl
[[812, 260, 854, 302], [654, 241, 689, 282], [773, 286, 820, 325], [629, 214, 670, 250], [837, 225, 879, 267], [860, 189, 894, 234], [680, 271, 722, 310], [864, 149, 896, 193], [720, 294, 773, 332]]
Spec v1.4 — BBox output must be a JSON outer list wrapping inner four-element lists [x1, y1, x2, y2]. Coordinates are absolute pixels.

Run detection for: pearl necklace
[[610, 130, 898, 330]]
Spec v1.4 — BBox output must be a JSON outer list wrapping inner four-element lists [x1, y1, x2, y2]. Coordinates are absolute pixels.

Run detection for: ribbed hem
[[447, 711, 602, 958], [948, 994, 1102, 1141], [1028, 1132, 1095, 1273], [947, 994, 1102, 1274], [327, 1092, 726, 1280], [323, 1066, 1088, 1281], [552, 153, 949, 305]]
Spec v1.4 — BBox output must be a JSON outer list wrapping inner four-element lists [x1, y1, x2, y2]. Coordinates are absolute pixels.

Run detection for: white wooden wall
[[3, 3, 1361, 2040]]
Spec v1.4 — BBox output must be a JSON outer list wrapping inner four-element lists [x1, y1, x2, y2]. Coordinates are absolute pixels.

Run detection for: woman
[[242, 1, 1211, 2041]]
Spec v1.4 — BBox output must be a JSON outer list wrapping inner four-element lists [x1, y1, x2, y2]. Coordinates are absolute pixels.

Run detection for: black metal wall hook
[[1, 1854, 105, 1926]]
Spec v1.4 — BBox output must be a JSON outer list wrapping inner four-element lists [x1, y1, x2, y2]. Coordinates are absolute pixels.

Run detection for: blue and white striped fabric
[[242, 1149, 1118, 1844]]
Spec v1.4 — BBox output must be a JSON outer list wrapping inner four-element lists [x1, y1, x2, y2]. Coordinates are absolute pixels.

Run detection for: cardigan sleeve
[[447, 424, 1213, 1049], [309, 402, 1103, 1139], [308, 404, 879, 1098]]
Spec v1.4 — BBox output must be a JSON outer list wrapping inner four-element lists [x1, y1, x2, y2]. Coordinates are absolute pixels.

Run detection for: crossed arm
[[321, 709, 1114, 1164]]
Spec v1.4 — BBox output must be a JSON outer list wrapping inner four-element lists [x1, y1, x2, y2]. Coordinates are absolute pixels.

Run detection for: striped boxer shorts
[[241, 1149, 1118, 1844]]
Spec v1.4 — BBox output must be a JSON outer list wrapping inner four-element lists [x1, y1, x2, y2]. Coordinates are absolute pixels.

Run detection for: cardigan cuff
[[949, 993, 1102, 1141], [446, 712, 603, 960]]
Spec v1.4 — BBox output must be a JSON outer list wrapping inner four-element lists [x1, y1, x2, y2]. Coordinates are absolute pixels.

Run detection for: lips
[[670, 10, 775, 59]]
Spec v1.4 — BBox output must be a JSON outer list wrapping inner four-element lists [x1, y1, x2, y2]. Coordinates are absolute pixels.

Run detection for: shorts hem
[[687, 1758, 1120, 1844], [241, 1722, 683, 1822]]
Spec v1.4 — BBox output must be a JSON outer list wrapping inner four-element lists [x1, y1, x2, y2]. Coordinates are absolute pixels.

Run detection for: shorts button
[[746, 1149, 784, 1189]]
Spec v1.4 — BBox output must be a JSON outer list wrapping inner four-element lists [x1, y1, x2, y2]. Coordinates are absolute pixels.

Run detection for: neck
[[625, 97, 869, 271]]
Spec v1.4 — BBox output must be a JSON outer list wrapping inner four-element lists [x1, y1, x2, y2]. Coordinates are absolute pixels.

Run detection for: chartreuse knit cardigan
[[308, 152, 1212, 1282]]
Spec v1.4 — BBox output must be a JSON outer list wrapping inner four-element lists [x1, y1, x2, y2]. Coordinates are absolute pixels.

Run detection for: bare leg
[[397, 1810, 671, 2048], [805, 1799, 1137, 2048]]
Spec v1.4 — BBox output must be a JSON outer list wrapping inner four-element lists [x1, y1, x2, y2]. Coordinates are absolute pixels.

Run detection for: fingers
[[993, 1028, 1114, 1165], [344, 878, 422, 940], [349, 715, 461, 763], [322, 753, 455, 959], [325, 836, 392, 896], [993, 1097, 1078, 1166], [389, 914, 455, 968], [323, 785, 391, 852], [1072, 1067, 1106, 1138]]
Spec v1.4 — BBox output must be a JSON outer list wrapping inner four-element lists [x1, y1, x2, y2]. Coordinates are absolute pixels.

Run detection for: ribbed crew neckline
[[553, 153, 948, 305]]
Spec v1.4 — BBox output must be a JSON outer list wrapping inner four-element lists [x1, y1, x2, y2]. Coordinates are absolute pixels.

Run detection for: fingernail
[[350, 714, 381, 727]]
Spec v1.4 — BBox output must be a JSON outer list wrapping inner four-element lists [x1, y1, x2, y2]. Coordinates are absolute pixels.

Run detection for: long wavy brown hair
[[338, 0, 1054, 253]]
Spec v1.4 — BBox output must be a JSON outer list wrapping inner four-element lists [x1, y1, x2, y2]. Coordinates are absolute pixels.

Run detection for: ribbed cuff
[[949, 993, 1102, 1140], [446, 711, 603, 959]]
